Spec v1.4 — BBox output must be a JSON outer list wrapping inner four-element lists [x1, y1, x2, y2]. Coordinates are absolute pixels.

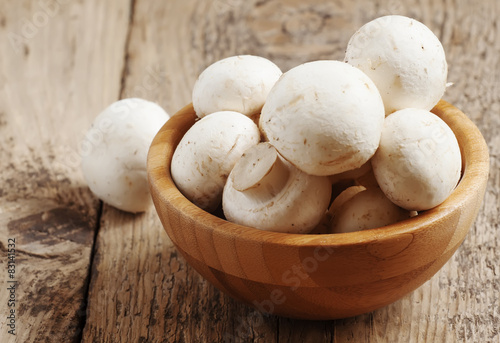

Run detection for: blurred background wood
[[0, 1, 130, 342], [0, 0, 498, 342]]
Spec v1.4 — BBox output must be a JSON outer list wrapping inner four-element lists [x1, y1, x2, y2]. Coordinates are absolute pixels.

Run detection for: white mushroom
[[192, 55, 283, 118], [171, 111, 260, 212], [329, 186, 413, 234], [81, 98, 170, 213], [260, 60, 385, 176], [222, 142, 332, 234], [329, 185, 366, 214], [371, 108, 461, 211], [344, 15, 448, 115]]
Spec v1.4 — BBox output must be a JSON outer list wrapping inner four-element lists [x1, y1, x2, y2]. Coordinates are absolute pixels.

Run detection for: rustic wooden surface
[[0, 0, 498, 342], [148, 100, 490, 321]]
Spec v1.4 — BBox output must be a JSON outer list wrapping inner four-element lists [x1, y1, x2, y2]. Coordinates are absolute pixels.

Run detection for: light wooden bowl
[[147, 100, 489, 320]]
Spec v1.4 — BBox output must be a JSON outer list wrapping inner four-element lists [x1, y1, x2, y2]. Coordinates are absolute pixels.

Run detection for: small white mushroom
[[371, 108, 462, 211], [260, 60, 385, 176], [329, 185, 366, 215], [329, 186, 413, 234], [171, 111, 260, 212], [345, 15, 448, 115], [81, 98, 170, 213], [192, 55, 283, 118], [222, 142, 332, 234]]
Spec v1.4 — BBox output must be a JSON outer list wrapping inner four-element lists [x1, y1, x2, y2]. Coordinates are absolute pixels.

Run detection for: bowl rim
[[147, 100, 490, 248]]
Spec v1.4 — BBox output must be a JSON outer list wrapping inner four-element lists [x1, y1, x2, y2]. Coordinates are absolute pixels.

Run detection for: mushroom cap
[[222, 143, 332, 234], [81, 98, 170, 213], [330, 187, 412, 234], [192, 55, 283, 118], [171, 111, 260, 212], [260, 60, 385, 176], [329, 185, 366, 215], [372, 108, 462, 211], [345, 15, 448, 115]]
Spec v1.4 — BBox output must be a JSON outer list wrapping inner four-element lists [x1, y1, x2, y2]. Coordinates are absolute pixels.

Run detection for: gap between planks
[[79, 0, 137, 340]]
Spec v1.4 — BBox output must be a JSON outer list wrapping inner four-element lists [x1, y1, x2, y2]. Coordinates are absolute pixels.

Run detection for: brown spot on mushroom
[[226, 134, 243, 157], [392, 75, 402, 89], [288, 94, 304, 107]]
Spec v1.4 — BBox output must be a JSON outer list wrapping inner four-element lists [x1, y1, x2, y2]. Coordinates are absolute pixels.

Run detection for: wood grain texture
[[82, 2, 280, 341], [1, 0, 498, 342], [84, 0, 499, 341], [0, 0, 131, 342], [148, 100, 489, 320]]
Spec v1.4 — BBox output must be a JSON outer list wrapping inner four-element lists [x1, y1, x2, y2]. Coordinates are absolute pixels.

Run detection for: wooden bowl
[[147, 100, 489, 320]]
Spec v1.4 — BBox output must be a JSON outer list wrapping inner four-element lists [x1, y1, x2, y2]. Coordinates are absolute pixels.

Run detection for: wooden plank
[[83, 0, 500, 342], [332, 1, 500, 342], [82, 1, 280, 342], [0, 0, 131, 342]]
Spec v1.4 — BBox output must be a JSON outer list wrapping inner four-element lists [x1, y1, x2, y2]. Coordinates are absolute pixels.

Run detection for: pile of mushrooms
[[171, 15, 462, 234]]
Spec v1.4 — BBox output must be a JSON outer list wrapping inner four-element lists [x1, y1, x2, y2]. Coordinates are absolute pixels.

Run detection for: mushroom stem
[[231, 142, 290, 201], [223, 142, 332, 233]]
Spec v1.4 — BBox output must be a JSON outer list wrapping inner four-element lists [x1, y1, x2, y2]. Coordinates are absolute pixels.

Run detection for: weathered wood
[[86, 0, 499, 342], [85, 0, 499, 341], [82, 1, 280, 342], [0, 0, 131, 342], [338, 0, 500, 342], [148, 99, 489, 319], [2, 0, 497, 342]]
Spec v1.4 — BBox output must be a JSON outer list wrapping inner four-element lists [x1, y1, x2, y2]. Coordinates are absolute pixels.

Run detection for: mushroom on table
[[81, 98, 170, 213]]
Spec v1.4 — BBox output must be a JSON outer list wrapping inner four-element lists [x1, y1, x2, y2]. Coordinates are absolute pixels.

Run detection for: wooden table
[[0, 1, 498, 342]]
